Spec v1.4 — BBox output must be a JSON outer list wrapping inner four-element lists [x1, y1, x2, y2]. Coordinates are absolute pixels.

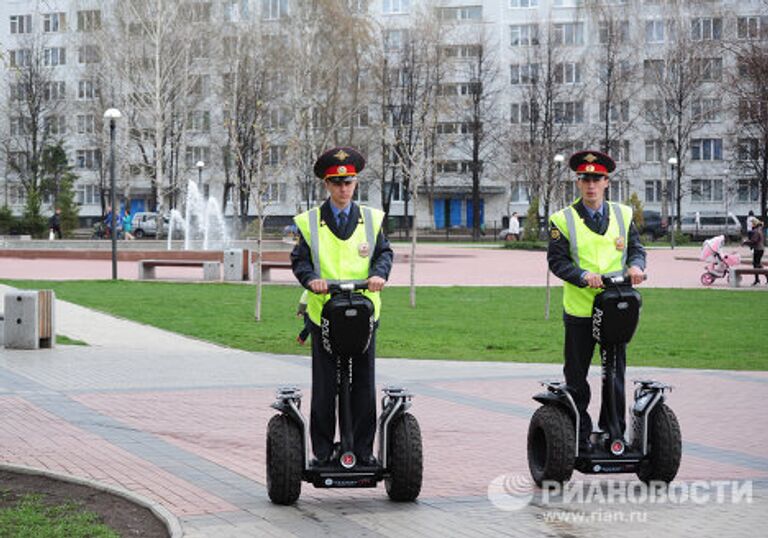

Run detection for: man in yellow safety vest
[[290, 146, 393, 467], [548, 150, 646, 454]]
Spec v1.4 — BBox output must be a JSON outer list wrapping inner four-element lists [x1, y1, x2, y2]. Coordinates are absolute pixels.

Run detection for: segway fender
[[533, 391, 577, 419]]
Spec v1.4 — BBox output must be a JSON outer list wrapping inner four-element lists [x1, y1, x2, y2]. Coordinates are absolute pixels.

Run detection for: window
[[553, 101, 584, 124], [643, 59, 664, 83], [10, 15, 32, 34], [737, 16, 768, 40], [510, 63, 539, 85], [262, 183, 287, 203], [644, 140, 663, 162], [695, 58, 722, 81], [76, 149, 101, 170], [645, 180, 664, 203], [77, 115, 96, 134], [188, 75, 210, 97], [188, 2, 212, 22], [266, 145, 287, 165], [9, 152, 30, 174], [738, 179, 759, 202], [510, 0, 537, 6], [645, 19, 665, 43], [9, 184, 27, 205], [383, 0, 410, 14], [599, 20, 629, 44], [76, 184, 98, 205], [510, 102, 537, 124], [78, 80, 100, 99], [384, 29, 409, 51], [606, 180, 629, 202], [599, 100, 629, 122], [355, 181, 370, 202], [43, 13, 66, 32], [553, 62, 581, 84], [691, 98, 721, 122], [77, 10, 101, 32], [44, 47, 67, 66], [340, 107, 369, 128], [690, 179, 723, 202], [510, 24, 539, 46], [266, 107, 289, 130], [608, 140, 630, 162], [262, 0, 288, 19], [737, 138, 759, 161], [187, 111, 211, 132], [739, 99, 765, 122], [190, 38, 209, 59], [510, 182, 529, 203], [691, 139, 722, 161], [78, 45, 101, 64], [185, 146, 210, 168], [10, 117, 30, 136], [553, 22, 584, 46], [438, 6, 482, 21], [44, 81, 67, 101], [9, 49, 32, 68], [691, 17, 721, 41], [45, 115, 66, 135]]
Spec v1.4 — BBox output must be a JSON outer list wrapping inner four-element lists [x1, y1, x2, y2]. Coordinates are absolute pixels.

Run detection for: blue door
[[434, 198, 445, 229], [466, 199, 485, 228], [449, 199, 462, 227], [131, 200, 145, 214]]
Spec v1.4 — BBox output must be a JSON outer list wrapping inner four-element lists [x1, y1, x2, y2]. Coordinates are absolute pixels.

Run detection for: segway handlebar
[[601, 273, 648, 286], [325, 280, 369, 293]]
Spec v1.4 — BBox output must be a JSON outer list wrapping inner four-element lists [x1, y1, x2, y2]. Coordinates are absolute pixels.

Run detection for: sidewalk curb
[[0, 463, 183, 538]]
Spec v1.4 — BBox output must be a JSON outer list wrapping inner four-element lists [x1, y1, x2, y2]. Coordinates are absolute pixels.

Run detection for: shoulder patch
[[550, 227, 561, 240]]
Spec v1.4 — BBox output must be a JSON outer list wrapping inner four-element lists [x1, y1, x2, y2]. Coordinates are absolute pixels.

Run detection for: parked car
[[641, 210, 665, 239], [131, 212, 159, 238], [679, 211, 742, 240]]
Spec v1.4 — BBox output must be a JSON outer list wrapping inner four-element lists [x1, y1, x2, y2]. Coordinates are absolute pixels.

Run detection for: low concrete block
[[138, 262, 156, 280], [4, 291, 39, 349], [203, 261, 221, 281], [223, 249, 244, 281]]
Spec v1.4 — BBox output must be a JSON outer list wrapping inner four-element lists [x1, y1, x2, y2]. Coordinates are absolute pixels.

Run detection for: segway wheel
[[700, 273, 715, 286], [385, 413, 423, 502], [636, 403, 682, 484], [266, 414, 303, 505], [527, 405, 575, 487]]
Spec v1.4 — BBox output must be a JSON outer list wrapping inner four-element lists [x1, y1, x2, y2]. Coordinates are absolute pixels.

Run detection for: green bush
[[0, 205, 16, 234]]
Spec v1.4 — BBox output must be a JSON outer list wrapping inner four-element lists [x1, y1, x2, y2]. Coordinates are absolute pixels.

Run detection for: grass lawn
[[2, 279, 766, 370], [0, 494, 118, 538]]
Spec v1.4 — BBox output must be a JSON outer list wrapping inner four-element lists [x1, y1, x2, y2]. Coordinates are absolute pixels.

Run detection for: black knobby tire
[[527, 405, 575, 487], [134, 229, 145, 239], [385, 412, 423, 502], [636, 403, 682, 484], [266, 413, 303, 505]]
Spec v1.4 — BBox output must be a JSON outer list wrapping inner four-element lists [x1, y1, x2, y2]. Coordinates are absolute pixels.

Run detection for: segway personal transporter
[[266, 280, 423, 505], [528, 274, 681, 485]]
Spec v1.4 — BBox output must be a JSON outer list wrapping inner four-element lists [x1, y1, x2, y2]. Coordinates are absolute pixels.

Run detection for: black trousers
[[753, 249, 765, 281], [563, 319, 626, 443], [309, 322, 376, 460]]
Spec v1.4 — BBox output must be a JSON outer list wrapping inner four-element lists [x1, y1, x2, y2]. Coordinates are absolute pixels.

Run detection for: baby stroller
[[699, 235, 741, 286]]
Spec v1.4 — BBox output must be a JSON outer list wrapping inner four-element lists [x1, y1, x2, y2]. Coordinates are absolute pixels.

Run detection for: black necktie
[[337, 212, 347, 231], [593, 211, 602, 231]]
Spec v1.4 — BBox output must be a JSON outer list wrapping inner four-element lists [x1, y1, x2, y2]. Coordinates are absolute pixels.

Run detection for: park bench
[[729, 267, 768, 287], [254, 260, 292, 282], [138, 259, 221, 281]]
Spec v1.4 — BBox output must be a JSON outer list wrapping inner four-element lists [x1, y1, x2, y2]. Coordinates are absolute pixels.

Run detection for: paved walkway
[[1, 282, 766, 537]]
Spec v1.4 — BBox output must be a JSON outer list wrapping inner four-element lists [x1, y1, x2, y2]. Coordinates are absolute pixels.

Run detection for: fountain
[[167, 181, 230, 250]]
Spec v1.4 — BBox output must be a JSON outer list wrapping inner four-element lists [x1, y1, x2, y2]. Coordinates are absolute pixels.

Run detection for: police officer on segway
[[290, 146, 393, 468], [547, 150, 646, 455]]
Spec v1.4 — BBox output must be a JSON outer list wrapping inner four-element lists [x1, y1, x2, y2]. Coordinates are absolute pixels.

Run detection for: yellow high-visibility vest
[[550, 200, 633, 317], [294, 205, 384, 325]]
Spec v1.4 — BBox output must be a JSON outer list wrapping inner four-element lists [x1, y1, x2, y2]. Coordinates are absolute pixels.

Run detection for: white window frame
[[690, 138, 723, 161], [77, 114, 96, 134], [43, 13, 66, 33], [382, 0, 410, 15], [510, 24, 539, 46], [10, 14, 32, 34]]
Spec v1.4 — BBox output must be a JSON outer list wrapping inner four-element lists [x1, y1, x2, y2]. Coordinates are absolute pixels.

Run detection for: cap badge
[[615, 236, 625, 251], [584, 153, 597, 163], [358, 242, 370, 257], [334, 149, 349, 161], [585, 164, 595, 172], [337, 165, 347, 174]]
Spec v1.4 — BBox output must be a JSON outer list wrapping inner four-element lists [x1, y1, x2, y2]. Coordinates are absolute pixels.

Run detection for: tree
[[41, 142, 79, 236]]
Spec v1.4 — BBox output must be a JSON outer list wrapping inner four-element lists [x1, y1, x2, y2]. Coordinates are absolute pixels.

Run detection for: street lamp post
[[196, 160, 205, 187], [723, 167, 730, 237], [545, 154, 566, 321], [668, 157, 678, 250], [104, 108, 122, 280]]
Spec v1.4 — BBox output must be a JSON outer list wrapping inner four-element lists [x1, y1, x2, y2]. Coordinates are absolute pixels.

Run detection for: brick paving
[[1, 244, 767, 536]]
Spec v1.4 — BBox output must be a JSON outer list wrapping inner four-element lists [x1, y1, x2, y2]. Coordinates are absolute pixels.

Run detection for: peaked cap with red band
[[568, 150, 616, 177], [313, 146, 366, 180]]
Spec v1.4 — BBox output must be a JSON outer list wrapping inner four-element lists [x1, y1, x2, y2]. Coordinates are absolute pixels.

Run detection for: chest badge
[[358, 242, 370, 257], [615, 236, 625, 251]]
